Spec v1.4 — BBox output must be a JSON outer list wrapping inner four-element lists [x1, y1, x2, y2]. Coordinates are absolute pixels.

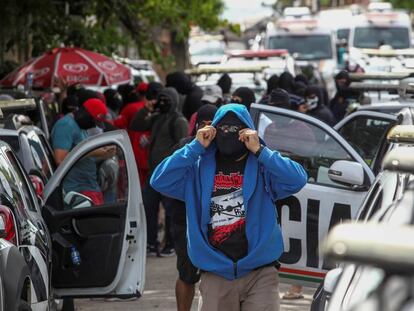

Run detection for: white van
[[265, 17, 337, 97], [348, 11, 412, 72]]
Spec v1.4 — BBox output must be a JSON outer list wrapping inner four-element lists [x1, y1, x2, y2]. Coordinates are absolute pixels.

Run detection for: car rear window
[[0, 135, 20, 153]]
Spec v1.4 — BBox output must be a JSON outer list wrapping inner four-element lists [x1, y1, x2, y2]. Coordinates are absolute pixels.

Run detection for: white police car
[[0, 130, 146, 310], [250, 103, 413, 288]]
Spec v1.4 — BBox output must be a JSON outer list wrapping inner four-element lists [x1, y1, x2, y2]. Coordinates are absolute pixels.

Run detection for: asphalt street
[[75, 256, 315, 311]]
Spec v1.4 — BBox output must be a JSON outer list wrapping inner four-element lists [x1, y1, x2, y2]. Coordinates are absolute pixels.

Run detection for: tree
[[111, 0, 225, 70], [0, 0, 225, 71], [390, 0, 414, 10]]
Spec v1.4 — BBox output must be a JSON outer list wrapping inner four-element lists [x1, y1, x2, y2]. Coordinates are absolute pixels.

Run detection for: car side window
[[3, 151, 37, 213], [356, 182, 381, 221], [38, 134, 56, 170], [258, 111, 354, 188], [61, 144, 128, 209], [337, 116, 393, 170], [27, 132, 53, 181], [366, 189, 383, 220]]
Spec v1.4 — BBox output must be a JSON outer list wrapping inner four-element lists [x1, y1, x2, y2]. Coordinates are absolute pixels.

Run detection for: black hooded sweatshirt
[[329, 70, 361, 122], [305, 86, 336, 126], [166, 71, 203, 120], [130, 87, 188, 171]]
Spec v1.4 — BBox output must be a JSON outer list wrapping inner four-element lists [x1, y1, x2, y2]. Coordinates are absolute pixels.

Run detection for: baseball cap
[[202, 85, 223, 104], [83, 98, 108, 121]]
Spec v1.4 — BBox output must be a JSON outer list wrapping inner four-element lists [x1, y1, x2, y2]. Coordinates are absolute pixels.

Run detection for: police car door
[[334, 110, 398, 175], [42, 130, 146, 298], [250, 104, 376, 287]]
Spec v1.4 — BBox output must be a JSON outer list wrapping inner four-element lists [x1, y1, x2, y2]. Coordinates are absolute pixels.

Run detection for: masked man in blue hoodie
[[151, 104, 307, 311]]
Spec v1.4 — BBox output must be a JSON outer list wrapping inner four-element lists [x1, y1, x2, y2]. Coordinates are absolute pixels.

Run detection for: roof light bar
[[0, 98, 36, 111], [387, 125, 414, 144]]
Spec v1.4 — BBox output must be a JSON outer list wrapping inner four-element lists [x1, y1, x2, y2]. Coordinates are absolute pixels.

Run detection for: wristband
[[254, 144, 264, 157]]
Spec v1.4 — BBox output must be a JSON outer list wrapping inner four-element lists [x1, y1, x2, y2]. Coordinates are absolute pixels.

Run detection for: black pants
[[142, 180, 173, 247]]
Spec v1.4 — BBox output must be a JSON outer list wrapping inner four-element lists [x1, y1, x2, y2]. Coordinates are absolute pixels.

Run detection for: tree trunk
[[170, 31, 189, 71]]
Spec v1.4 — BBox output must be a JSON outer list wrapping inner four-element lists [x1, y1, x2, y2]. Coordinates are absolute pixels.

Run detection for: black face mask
[[74, 107, 96, 129], [215, 113, 248, 159], [155, 97, 172, 114]]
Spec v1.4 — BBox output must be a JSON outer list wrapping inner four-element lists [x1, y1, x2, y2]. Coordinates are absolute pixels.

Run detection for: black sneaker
[[159, 246, 175, 257], [147, 244, 159, 257]]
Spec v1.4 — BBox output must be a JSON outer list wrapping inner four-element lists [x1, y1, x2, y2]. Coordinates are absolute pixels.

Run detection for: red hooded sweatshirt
[[113, 101, 150, 185]]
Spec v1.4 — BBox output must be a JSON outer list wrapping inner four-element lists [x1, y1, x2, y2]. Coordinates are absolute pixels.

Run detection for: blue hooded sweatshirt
[[151, 104, 307, 280]]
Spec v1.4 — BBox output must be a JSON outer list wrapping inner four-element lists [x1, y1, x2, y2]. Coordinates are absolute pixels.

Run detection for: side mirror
[[323, 223, 414, 274], [323, 267, 343, 294], [64, 191, 93, 209], [328, 160, 364, 186]]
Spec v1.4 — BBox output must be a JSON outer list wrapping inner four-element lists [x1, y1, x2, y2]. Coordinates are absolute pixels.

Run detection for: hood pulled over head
[[155, 87, 179, 113], [305, 86, 324, 110], [166, 71, 192, 95], [212, 104, 254, 158], [232, 87, 256, 111]]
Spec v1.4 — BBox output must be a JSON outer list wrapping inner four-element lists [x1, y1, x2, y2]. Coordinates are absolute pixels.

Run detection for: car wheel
[[61, 298, 74, 311], [18, 300, 32, 311]]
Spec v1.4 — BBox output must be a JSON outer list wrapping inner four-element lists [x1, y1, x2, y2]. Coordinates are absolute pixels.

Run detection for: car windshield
[[190, 41, 225, 56], [353, 27, 410, 49], [268, 34, 333, 60], [337, 28, 350, 41]]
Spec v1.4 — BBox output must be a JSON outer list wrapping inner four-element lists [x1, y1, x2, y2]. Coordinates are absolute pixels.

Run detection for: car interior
[[41, 144, 129, 289]]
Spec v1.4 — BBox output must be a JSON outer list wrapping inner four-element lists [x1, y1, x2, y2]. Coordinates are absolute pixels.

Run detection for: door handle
[[60, 225, 72, 234]]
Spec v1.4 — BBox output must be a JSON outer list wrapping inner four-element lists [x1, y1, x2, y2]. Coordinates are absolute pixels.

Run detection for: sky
[[222, 0, 274, 23]]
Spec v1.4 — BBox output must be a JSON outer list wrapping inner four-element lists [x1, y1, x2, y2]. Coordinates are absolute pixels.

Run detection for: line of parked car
[[0, 94, 146, 311], [306, 78, 414, 310], [1, 71, 414, 310]]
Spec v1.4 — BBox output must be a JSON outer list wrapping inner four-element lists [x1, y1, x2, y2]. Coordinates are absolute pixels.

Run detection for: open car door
[[41, 130, 146, 298], [334, 110, 398, 175], [250, 104, 395, 287]]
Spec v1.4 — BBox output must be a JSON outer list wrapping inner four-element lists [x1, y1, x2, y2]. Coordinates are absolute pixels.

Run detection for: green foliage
[[0, 0, 224, 66], [390, 0, 414, 9]]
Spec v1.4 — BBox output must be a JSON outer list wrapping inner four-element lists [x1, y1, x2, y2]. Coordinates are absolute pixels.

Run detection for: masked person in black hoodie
[[330, 70, 361, 123], [169, 104, 218, 311], [231, 87, 256, 111], [304, 86, 335, 126], [130, 87, 188, 256], [217, 73, 232, 104], [166, 71, 203, 120], [258, 74, 279, 105], [278, 72, 295, 93]]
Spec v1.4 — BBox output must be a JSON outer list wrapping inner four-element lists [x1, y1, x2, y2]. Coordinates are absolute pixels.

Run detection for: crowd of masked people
[[258, 70, 360, 126], [51, 68, 359, 310]]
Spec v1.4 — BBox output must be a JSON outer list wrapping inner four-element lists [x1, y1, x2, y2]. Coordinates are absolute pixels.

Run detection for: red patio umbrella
[[0, 47, 132, 89]]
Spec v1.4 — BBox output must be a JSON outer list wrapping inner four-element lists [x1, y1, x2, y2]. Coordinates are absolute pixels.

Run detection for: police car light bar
[[349, 72, 413, 81], [0, 98, 36, 111], [185, 65, 268, 76], [366, 12, 398, 24], [386, 125, 414, 144], [383, 146, 414, 175], [323, 222, 414, 272], [228, 50, 289, 59], [277, 18, 318, 31], [348, 82, 400, 92]]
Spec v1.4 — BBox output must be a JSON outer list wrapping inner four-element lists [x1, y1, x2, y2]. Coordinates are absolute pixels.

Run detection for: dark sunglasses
[[216, 124, 245, 133]]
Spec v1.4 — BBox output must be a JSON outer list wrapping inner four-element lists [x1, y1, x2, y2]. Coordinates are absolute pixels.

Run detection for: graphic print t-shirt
[[208, 155, 248, 262]]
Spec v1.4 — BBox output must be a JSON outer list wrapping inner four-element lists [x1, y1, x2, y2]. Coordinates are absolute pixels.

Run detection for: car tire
[[61, 298, 74, 311], [18, 300, 32, 311]]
